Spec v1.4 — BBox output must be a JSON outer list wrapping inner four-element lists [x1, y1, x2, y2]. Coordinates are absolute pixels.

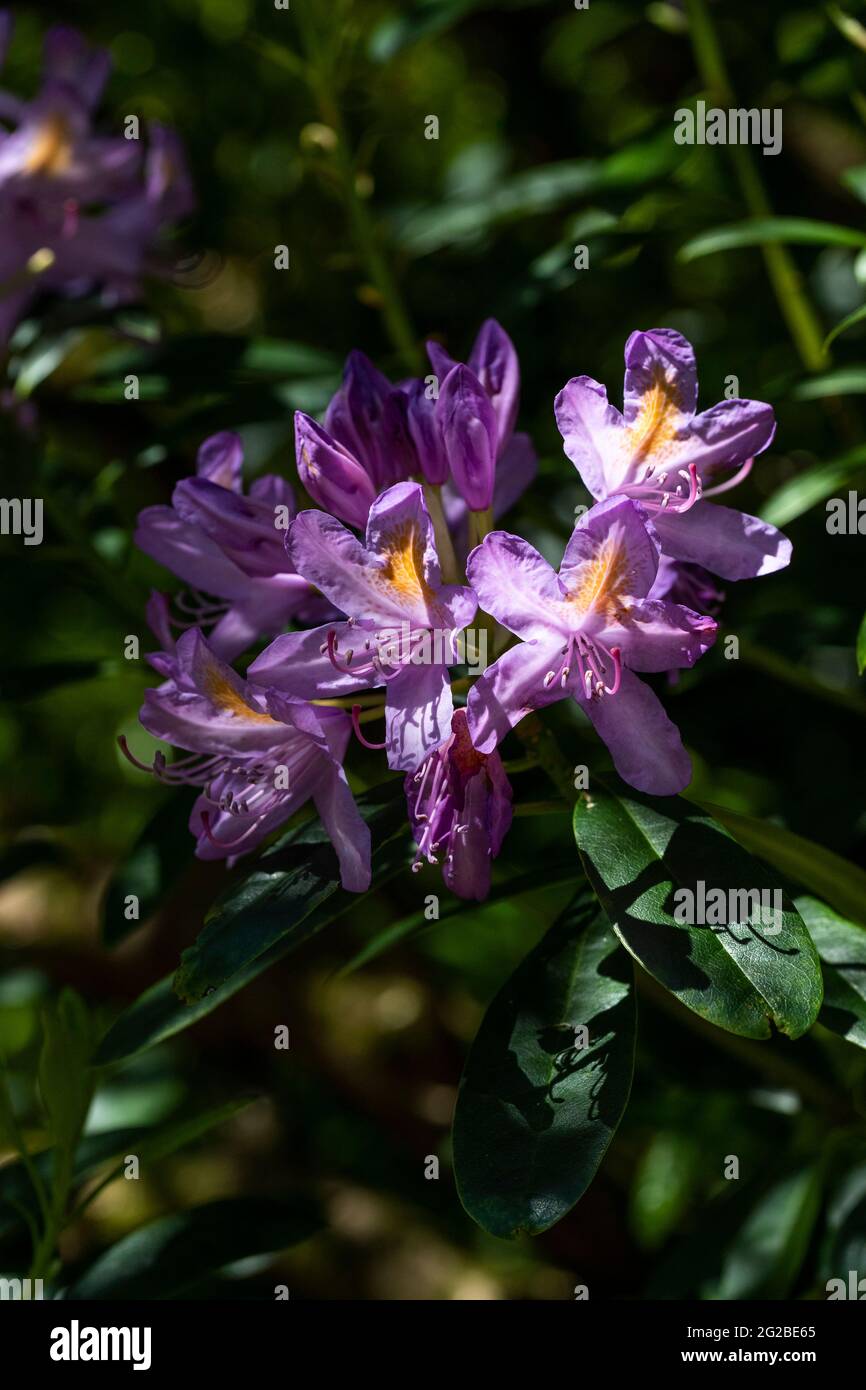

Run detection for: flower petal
[[437, 364, 498, 511], [312, 764, 372, 892], [581, 667, 692, 795], [385, 662, 453, 772], [248, 622, 379, 698], [466, 531, 564, 641], [467, 638, 567, 754], [623, 328, 698, 421], [554, 375, 624, 499], [559, 496, 660, 614], [196, 430, 244, 490], [468, 318, 520, 453], [603, 598, 717, 671], [652, 501, 792, 580], [134, 505, 250, 599]]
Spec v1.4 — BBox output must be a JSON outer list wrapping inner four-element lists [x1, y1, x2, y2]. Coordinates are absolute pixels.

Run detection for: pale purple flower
[[406, 708, 512, 900], [124, 628, 370, 888], [554, 328, 790, 581], [248, 482, 478, 772], [135, 431, 326, 660], [0, 20, 193, 342], [467, 496, 717, 795]]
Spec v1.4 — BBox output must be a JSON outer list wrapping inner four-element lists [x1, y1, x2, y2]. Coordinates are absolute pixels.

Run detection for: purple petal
[[554, 376, 624, 499], [466, 531, 564, 641], [623, 328, 698, 422], [341, 349, 400, 489], [248, 623, 379, 699], [43, 25, 110, 110], [295, 412, 377, 530], [312, 764, 372, 892], [140, 630, 286, 754], [581, 667, 692, 795], [405, 378, 449, 485], [172, 477, 287, 577], [196, 431, 244, 490], [652, 502, 792, 580], [680, 398, 776, 475], [467, 639, 567, 754], [560, 496, 660, 608], [426, 338, 459, 387], [385, 662, 453, 771], [437, 364, 498, 511], [603, 598, 717, 672], [493, 431, 537, 518], [468, 318, 520, 453], [134, 505, 250, 599]]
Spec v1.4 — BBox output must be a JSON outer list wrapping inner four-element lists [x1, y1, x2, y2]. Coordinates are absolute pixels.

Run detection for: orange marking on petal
[[378, 523, 433, 605], [25, 113, 74, 177], [202, 668, 277, 723], [625, 364, 685, 465], [565, 533, 631, 621]]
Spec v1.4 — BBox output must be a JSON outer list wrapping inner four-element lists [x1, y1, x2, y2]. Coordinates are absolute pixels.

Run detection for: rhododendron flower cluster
[[128, 322, 790, 901], [0, 16, 193, 342]]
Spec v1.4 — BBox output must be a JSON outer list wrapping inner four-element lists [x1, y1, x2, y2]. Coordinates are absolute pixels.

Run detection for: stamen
[[351, 704, 387, 750]]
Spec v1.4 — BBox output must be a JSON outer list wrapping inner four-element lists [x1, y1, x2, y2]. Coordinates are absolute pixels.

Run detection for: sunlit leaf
[[679, 218, 866, 263], [797, 896, 866, 1049], [759, 445, 866, 527], [574, 780, 823, 1040]]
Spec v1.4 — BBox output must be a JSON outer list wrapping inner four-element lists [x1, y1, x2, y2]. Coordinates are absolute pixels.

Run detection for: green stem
[[735, 634, 866, 720], [295, 7, 421, 373], [684, 0, 829, 373]]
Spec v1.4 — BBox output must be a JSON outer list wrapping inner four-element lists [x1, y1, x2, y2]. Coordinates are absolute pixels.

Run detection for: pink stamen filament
[[701, 456, 753, 498], [351, 705, 387, 750]]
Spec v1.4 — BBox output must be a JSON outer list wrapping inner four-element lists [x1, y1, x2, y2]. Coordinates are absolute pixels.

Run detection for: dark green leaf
[[759, 446, 866, 528], [101, 791, 198, 947], [63, 1196, 322, 1299], [173, 781, 409, 1003], [714, 1168, 823, 1299], [821, 1164, 866, 1288], [858, 612, 866, 677], [797, 896, 866, 1049], [95, 785, 411, 1063], [573, 781, 823, 1039], [453, 893, 635, 1238]]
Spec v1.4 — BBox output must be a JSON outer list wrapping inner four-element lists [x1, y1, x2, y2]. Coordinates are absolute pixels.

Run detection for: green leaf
[[797, 896, 866, 1049], [95, 786, 411, 1064], [714, 1168, 823, 1300], [573, 781, 823, 1040], [821, 1164, 866, 1286], [101, 792, 198, 947], [0, 1127, 150, 1241], [453, 893, 635, 1238], [695, 801, 866, 929], [791, 368, 866, 400], [173, 781, 409, 1004], [38, 989, 98, 1154], [679, 217, 866, 263], [824, 301, 866, 351], [63, 1196, 322, 1299], [857, 612, 866, 676], [759, 446, 866, 528]]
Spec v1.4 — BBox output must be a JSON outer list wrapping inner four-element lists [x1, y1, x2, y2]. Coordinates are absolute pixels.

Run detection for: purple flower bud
[[331, 350, 396, 490], [468, 319, 520, 455], [196, 430, 244, 490], [436, 364, 498, 511], [404, 378, 449, 485], [294, 411, 377, 530]]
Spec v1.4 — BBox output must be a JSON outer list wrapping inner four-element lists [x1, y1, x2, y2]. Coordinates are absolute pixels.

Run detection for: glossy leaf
[[453, 893, 635, 1238], [173, 781, 409, 1004], [64, 1196, 322, 1299], [573, 781, 823, 1039], [797, 896, 866, 1050]]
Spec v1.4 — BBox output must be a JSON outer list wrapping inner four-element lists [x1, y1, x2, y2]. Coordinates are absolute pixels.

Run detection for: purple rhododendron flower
[[248, 482, 477, 772], [466, 496, 717, 795], [554, 328, 791, 582], [0, 19, 193, 341], [649, 554, 725, 616], [295, 321, 536, 536], [135, 431, 326, 660], [406, 708, 512, 901], [127, 628, 370, 887]]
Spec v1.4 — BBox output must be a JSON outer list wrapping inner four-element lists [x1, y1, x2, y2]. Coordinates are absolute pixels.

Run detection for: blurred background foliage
[[1, 0, 866, 1298]]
